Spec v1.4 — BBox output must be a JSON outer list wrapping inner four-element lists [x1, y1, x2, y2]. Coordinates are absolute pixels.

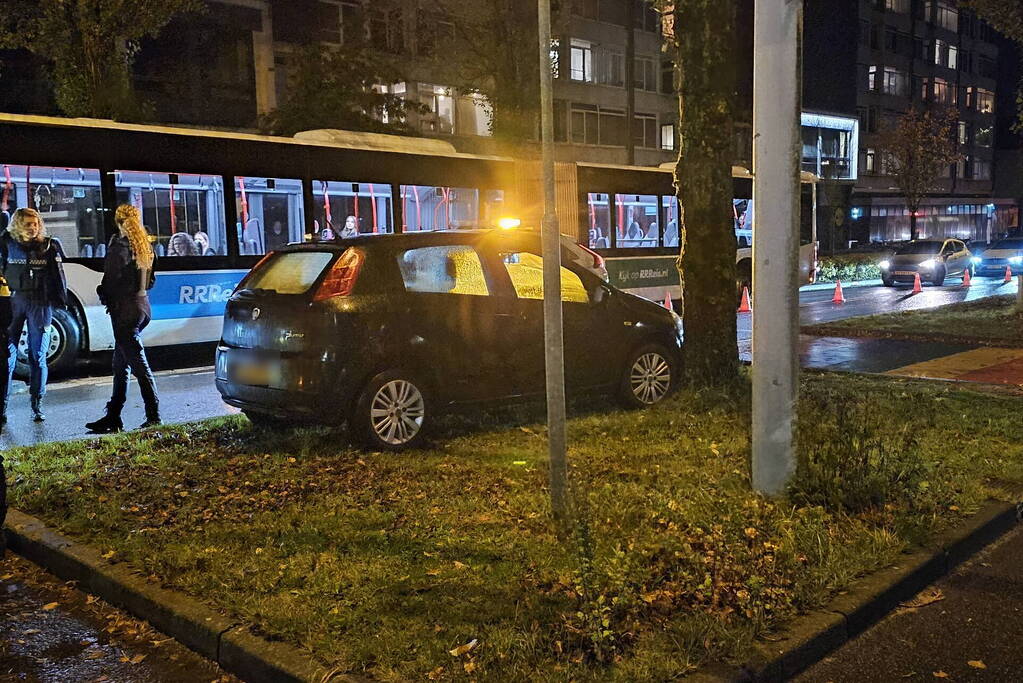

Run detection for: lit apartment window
[[958, 121, 968, 144], [885, 0, 909, 12], [932, 77, 952, 104], [933, 39, 945, 66], [868, 65, 878, 91], [550, 39, 560, 79], [660, 123, 675, 151], [865, 148, 876, 173], [976, 88, 995, 114], [570, 40, 594, 82], [419, 84, 454, 134], [883, 67, 907, 96]]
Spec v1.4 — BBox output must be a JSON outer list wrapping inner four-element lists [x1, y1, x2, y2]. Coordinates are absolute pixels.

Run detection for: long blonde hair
[[9, 207, 46, 243], [114, 204, 155, 269]]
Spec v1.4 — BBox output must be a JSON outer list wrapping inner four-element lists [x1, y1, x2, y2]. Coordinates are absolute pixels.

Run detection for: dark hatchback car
[[215, 230, 683, 450]]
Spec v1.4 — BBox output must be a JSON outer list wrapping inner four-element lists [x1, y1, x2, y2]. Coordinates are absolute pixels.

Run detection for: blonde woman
[[0, 208, 68, 426], [86, 205, 160, 432]]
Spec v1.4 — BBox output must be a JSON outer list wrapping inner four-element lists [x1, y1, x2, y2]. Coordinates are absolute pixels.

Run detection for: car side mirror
[[590, 283, 611, 305]]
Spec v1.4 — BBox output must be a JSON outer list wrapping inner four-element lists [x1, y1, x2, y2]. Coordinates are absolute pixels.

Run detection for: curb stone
[[718, 500, 1021, 682], [4, 502, 1020, 682], [2, 509, 354, 683]]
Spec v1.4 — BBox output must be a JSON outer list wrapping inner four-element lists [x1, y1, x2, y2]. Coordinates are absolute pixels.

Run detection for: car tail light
[[577, 242, 605, 270], [313, 248, 364, 301]]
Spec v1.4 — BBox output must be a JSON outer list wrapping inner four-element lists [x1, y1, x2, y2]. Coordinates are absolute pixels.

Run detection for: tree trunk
[[674, 0, 739, 386], [910, 210, 919, 240]]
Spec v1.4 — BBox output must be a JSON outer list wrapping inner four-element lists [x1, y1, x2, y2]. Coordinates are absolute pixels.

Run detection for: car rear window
[[242, 251, 336, 294]]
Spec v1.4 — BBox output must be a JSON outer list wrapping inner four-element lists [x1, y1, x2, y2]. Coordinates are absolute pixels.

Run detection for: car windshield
[[241, 251, 336, 294], [990, 238, 1023, 251], [895, 242, 942, 255]]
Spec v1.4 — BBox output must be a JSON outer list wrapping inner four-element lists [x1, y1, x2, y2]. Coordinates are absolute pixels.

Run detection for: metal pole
[[538, 0, 568, 524], [752, 0, 802, 496]]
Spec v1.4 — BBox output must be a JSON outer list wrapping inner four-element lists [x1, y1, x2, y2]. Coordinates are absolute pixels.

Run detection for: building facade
[[848, 0, 1018, 243]]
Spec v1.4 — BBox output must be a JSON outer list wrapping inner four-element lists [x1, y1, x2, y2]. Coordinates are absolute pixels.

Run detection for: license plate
[[233, 360, 279, 387], [894, 271, 913, 276]]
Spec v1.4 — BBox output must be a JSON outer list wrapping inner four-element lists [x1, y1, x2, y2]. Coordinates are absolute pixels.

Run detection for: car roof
[[273, 229, 555, 253]]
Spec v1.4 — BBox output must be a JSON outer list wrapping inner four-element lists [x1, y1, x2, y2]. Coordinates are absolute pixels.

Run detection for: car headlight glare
[[919, 259, 936, 269], [971, 256, 982, 264], [1010, 256, 1023, 265], [879, 260, 890, 269]]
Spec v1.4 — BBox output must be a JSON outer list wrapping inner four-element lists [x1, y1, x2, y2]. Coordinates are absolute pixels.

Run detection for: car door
[[394, 242, 507, 403], [485, 234, 617, 395]]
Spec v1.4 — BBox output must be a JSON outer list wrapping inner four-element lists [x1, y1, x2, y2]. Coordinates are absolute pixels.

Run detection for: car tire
[[931, 265, 946, 287], [355, 369, 430, 451], [618, 343, 678, 409], [14, 307, 81, 379], [881, 274, 895, 287], [243, 409, 293, 430]]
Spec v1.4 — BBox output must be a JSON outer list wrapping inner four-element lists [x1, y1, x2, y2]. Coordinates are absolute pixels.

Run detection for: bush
[[816, 253, 885, 283]]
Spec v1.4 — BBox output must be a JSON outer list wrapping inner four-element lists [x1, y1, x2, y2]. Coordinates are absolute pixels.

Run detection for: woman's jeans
[[106, 296, 159, 420], [3, 295, 52, 406]]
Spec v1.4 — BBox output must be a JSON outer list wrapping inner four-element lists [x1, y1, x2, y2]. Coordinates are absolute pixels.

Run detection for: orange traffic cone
[[663, 291, 673, 312], [737, 286, 752, 313], [831, 280, 846, 304], [1005, 265, 1013, 283], [911, 271, 923, 294], [962, 268, 972, 287]]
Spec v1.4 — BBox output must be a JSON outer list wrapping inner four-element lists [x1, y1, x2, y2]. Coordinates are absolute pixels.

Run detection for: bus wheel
[[15, 308, 81, 379]]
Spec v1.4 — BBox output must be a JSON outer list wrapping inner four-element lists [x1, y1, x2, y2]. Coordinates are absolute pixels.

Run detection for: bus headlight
[[879, 260, 890, 270], [498, 216, 521, 230]]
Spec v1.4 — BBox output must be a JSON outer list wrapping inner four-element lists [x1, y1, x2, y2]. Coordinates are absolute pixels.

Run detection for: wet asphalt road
[[796, 523, 1023, 682], [0, 552, 235, 683]]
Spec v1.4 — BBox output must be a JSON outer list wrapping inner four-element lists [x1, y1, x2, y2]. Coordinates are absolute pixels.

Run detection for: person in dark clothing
[[85, 204, 160, 433], [0, 208, 68, 425]]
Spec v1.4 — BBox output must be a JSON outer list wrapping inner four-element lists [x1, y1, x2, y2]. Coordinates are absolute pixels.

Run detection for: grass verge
[[5, 373, 1023, 681], [803, 294, 1023, 346]]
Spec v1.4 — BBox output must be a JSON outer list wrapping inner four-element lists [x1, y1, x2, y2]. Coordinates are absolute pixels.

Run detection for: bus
[[0, 114, 815, 374]]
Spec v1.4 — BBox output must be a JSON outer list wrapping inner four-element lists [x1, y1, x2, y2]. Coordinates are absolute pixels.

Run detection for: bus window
[[586, 193, 611, 249], [235, 177, 304, 254], [481, 189, 506, 228], [115, 171, 227, 257], [734, 198, 753, 248], [662, 195, 679, 248], [313, 180, 394, 240], [400, 185, 478, 231], [616, 194, 658, 248], [0, 164, 104, 258]]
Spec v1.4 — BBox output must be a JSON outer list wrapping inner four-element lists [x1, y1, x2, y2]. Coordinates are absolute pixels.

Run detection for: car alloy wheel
[[369, 379, 426, 446], [629, 351, 672, 405]]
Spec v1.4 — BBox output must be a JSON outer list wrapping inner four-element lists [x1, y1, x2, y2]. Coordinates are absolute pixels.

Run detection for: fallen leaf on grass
[[42, 602, 59, 611], [86, 595, 99, 604], [464, 660, 477, 674], [453, 561, 469, 570], [84, 649, 106, 660], [101, 550, 116, 560], [449, 639, 478, 657], [967, 660, 986, 669], [22, 629, 40, 635], [119, 653, 147, 664], [932, 672, 949, 678], [427, 666, 445, 680], [1, 574, 13, 581]]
